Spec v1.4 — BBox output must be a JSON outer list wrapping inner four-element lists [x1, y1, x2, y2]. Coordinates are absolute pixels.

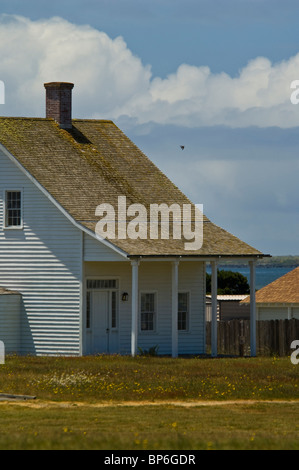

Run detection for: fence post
[[249, 260, 257, 356], [239, 320, 245, 357]]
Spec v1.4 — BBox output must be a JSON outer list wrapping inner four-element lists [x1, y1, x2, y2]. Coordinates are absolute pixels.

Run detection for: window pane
[[86, 291, 91, 329], [141, 312, 154, 331], [178, 293, 188, 311], [6, 191, 21, 226], [178, 311, 187, 330], [141, 293, 155, 331], [178, 293, 188, 331], [111, 291, 117, 329]]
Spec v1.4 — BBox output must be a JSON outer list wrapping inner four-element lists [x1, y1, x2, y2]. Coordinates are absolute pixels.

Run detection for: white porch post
[[172, 260, 179, 358], [131, 259, 139, 357], [211, 261, 218, 357], [249, 260, 256, 357]]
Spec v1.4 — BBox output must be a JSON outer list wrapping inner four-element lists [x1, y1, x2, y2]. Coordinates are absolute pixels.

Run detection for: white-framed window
[[178, 292, 189, 331], [140, 292, 157, 332], [3, 189, 23, 229]]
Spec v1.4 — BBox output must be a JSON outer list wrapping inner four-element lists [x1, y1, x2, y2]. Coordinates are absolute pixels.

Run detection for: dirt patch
[[0, 399, 298, 409]]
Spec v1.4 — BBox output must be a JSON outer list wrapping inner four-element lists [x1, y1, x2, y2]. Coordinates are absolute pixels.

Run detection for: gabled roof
[[0, 116, 263, 258], [242, 266, 299, 304]]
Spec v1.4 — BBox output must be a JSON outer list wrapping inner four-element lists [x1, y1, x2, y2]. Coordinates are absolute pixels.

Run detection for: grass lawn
[[0, 355, 298, 450]]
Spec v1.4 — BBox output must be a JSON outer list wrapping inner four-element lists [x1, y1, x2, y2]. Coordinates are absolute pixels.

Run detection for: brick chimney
[[44, 82, 74, 129]]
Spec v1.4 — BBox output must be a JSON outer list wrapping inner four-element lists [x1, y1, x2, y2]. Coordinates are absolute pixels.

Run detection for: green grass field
[[0, 355, 298, 450]]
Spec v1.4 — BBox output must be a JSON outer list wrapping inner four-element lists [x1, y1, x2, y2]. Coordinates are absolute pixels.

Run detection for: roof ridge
[[72, 118, 114, 123], [0, 116, 53, 121], [0, 116, 115, 123]]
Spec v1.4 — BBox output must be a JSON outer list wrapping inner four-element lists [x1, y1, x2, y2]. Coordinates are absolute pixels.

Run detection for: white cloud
[[0, 14, 297, 254], [118, 57, 299, 128], [0, 14, 151, 118], [0, 13, 299, 129]]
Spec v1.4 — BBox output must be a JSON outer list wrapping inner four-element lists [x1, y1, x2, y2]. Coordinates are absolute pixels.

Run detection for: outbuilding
[[0, 287, 22, 353], [242, 266, 299, 320]]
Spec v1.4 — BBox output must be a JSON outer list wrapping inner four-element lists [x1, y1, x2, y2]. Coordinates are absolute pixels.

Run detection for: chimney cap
[[44, 82, 74, 89]]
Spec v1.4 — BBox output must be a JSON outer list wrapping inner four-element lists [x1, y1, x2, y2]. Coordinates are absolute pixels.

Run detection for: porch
[[82, 257, 258, 358]]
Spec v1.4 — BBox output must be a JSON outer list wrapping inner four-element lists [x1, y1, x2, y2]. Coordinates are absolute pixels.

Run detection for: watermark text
[[290, 80, 299, 104], [290, 340, 299, 364], [95, 196, 203, 251]]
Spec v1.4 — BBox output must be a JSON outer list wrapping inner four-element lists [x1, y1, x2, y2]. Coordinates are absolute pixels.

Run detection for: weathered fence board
[[206, 319, 299, 356]]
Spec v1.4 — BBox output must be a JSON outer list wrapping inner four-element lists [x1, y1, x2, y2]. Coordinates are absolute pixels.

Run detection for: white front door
[[90, 290, 119, 354], [92, 291, 109, 354]]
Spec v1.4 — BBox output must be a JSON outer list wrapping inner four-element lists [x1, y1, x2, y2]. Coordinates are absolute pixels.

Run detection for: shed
[[206, 295, 250, 321], [0, 288, 22, 353], [242, 266, 299, 320]]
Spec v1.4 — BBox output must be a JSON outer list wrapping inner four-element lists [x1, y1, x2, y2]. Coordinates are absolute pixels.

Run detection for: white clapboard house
[[0, 82, 266, 357]]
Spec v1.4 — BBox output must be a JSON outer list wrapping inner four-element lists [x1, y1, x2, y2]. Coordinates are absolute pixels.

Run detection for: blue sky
[[1, 0, 299, 255]]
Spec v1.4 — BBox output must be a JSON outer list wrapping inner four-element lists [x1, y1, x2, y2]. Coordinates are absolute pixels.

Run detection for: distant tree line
[[206, 270, 250, 295], [219, 255, 299, 268]]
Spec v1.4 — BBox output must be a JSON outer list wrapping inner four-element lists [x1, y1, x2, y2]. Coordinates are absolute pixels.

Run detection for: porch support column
[[211, 261, 218, 358], [249, 260, 257, 357], [131, 259, 140, 357], [172, 260, 179, 358]]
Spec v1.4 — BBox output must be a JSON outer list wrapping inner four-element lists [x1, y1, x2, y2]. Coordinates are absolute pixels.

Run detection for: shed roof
[[0, 116, 263, 258], [0, 287, 21, 295], [207, 295, 249, 301], [242, 266, 299, 304]]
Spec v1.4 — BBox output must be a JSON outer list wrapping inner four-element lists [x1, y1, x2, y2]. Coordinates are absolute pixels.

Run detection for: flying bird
[[180, 145, 185, 150]]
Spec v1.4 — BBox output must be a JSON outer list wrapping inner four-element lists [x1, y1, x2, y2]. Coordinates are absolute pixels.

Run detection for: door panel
[[92, 291, 109, 354], [90, 291, 119, 354]]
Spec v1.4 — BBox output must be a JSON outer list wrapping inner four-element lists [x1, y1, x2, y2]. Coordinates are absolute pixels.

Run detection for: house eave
[[0, 142, 129, 260], [127, 253, 269, 261]]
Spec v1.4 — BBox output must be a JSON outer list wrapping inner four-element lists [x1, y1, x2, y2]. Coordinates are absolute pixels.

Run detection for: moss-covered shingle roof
[[0, 116, 263, 257]]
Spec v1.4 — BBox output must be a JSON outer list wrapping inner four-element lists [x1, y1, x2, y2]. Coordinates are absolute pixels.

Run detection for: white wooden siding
[[0, 149, 82, 355], [258, 305, 299, 321], [293, 308, 299, 319], [258, 306, 289, 320], [84, 260, 206, 355], [84, 233, 126, 262], [0, 294, 21, 352]]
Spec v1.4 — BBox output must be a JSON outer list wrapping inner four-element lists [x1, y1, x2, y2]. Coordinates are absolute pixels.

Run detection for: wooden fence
[[206, 319, 299, 356]]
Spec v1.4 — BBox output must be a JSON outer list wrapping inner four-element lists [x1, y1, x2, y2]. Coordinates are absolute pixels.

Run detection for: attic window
[[5, 191, 22, 228]]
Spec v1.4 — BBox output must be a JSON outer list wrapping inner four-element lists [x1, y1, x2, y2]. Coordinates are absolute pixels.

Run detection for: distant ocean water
[[206, 265, 297, 291]]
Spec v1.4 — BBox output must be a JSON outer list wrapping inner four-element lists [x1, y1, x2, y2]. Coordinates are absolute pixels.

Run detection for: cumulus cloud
[[119, 58, 299, 128], [0, 14, 151, 118], [1, 14, 299, 128]]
